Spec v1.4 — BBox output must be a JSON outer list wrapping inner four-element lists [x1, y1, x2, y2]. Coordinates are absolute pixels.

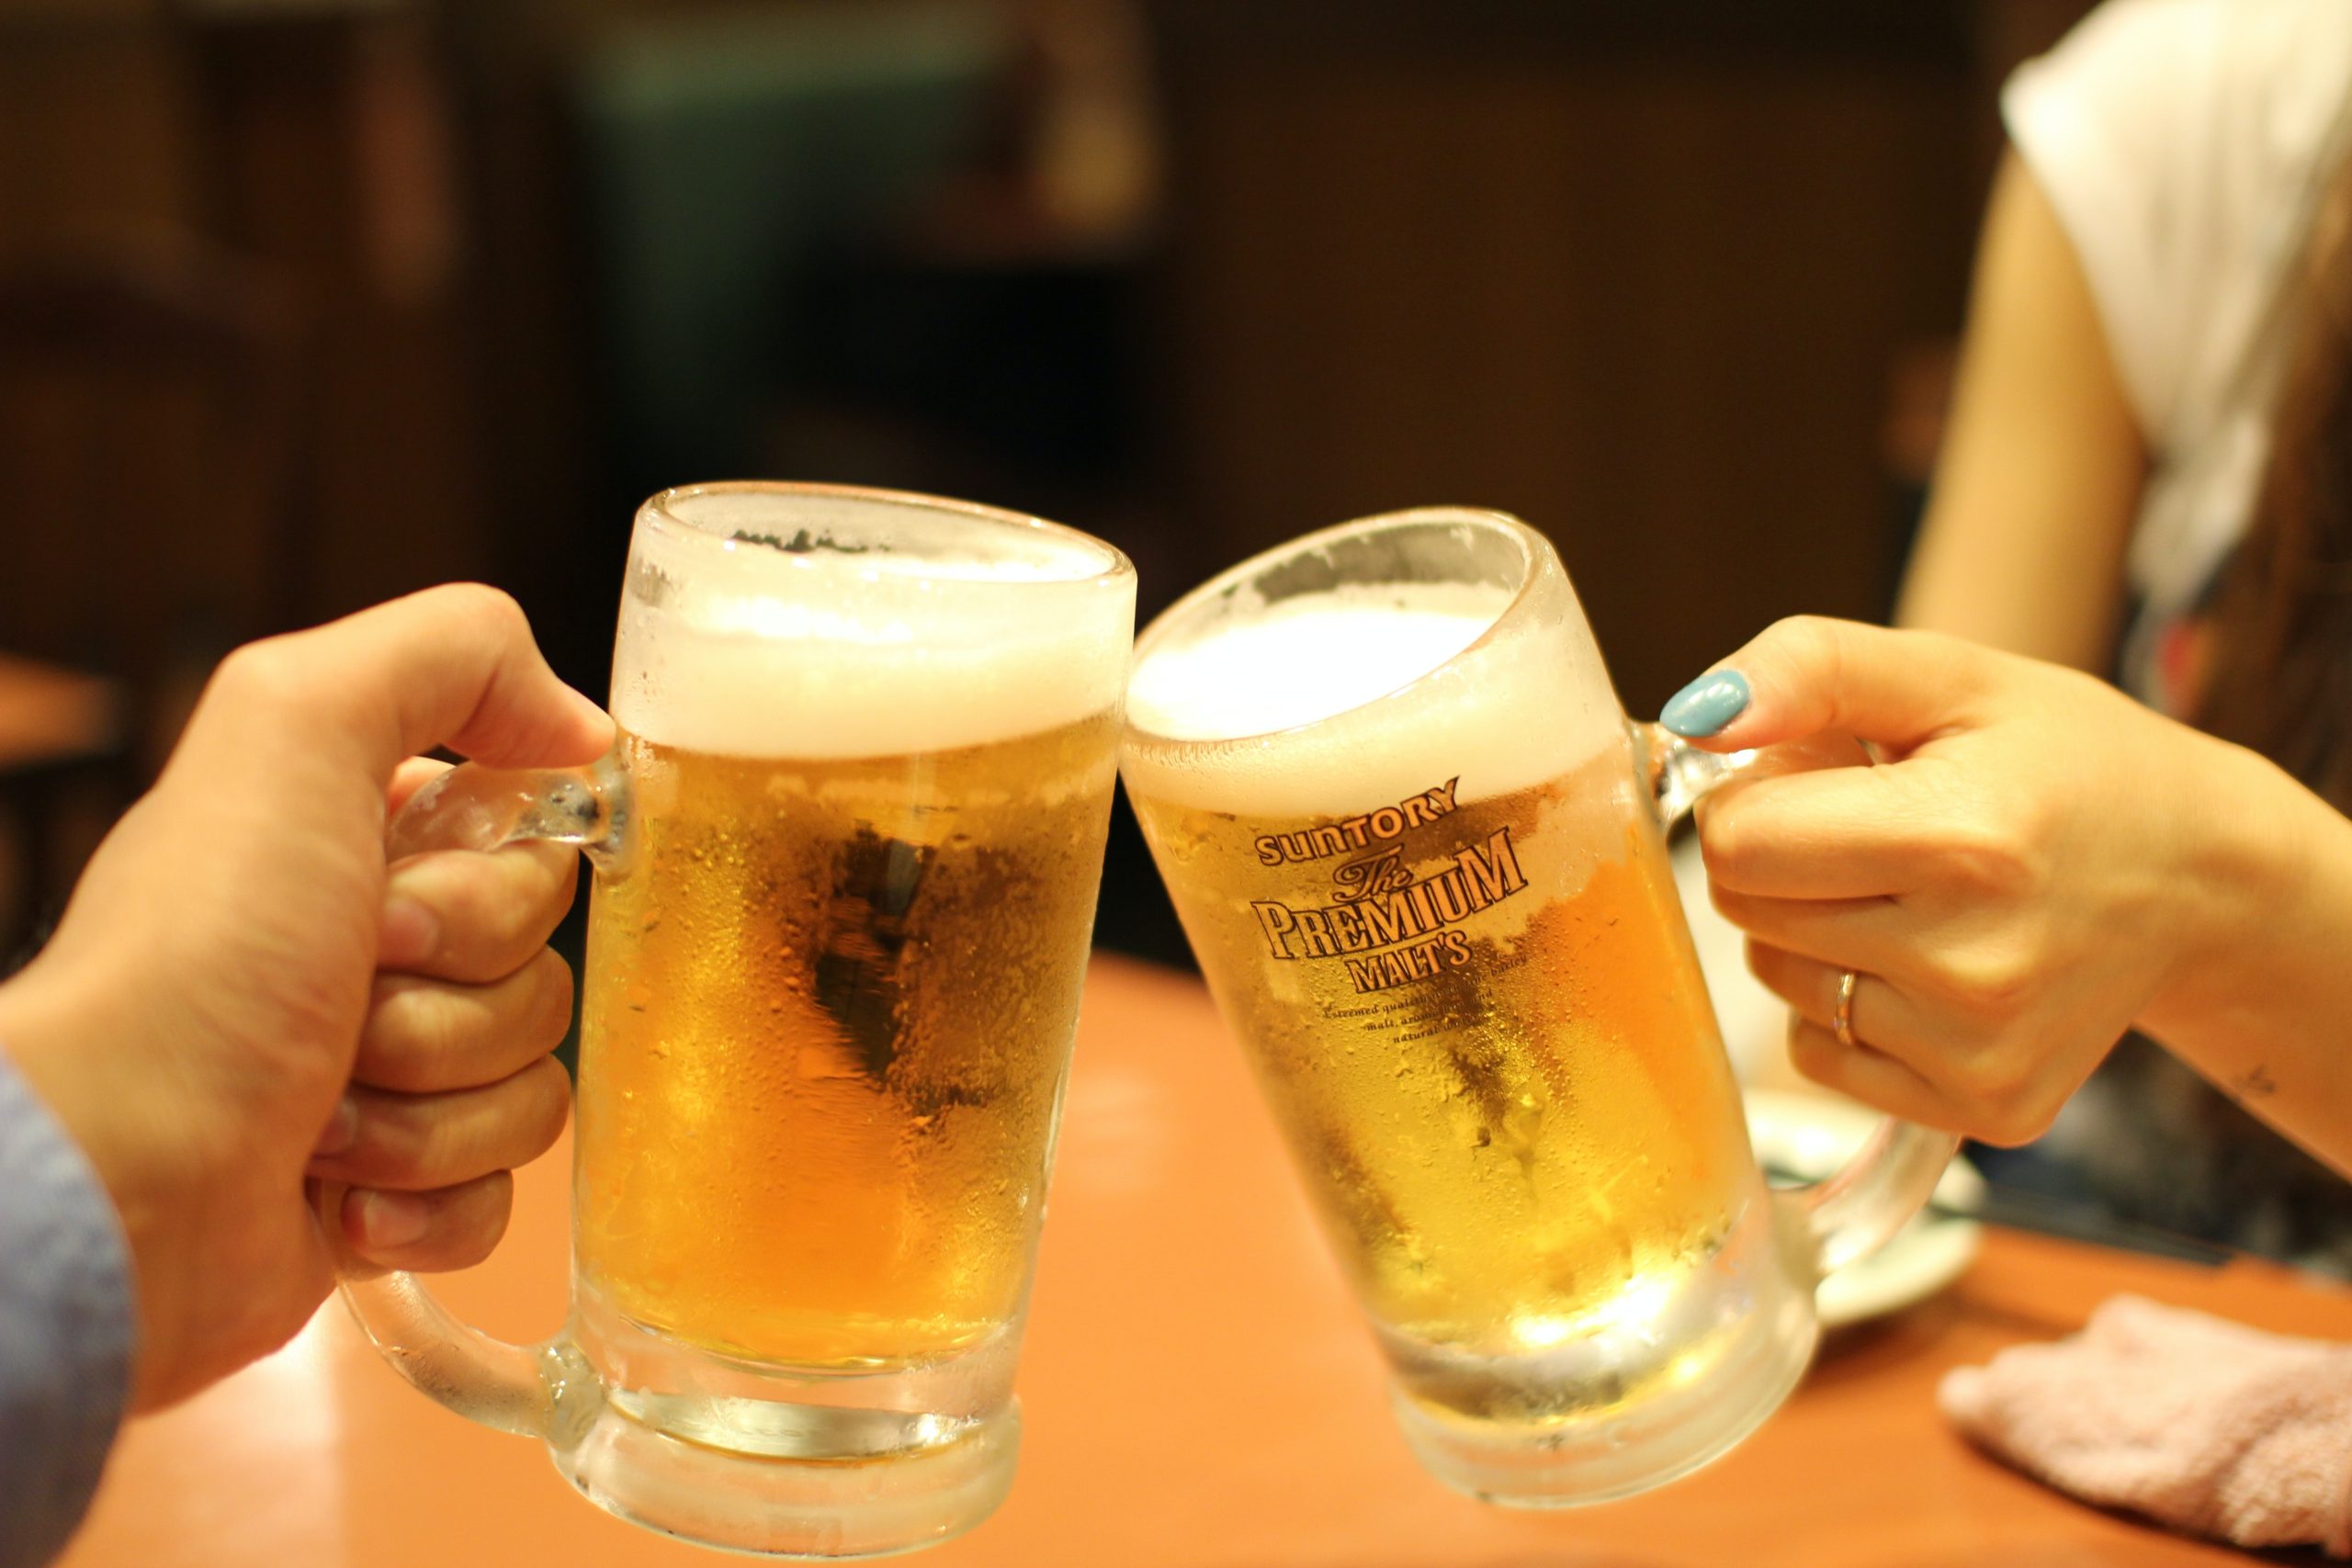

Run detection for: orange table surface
[[61, 955, 2352, 1568]]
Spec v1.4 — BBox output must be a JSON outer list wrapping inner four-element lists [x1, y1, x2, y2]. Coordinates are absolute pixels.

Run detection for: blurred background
[[0, 0, 2093, 968]]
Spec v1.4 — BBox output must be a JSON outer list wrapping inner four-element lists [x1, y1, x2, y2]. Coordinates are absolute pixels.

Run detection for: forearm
[[2139, 741, 2352, 1178]]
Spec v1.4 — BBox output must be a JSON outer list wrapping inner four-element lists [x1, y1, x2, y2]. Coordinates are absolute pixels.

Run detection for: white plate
[[1744, 1088, 1984, 1328]]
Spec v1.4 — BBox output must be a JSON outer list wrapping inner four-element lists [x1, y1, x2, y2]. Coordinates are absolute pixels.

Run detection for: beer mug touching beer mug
[[330, 483, 1134, 1556], [1122, 507, 1954, 1506]]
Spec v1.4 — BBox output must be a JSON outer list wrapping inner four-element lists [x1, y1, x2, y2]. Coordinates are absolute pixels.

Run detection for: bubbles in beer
[[1131, 761, 1752, 1393], [576, 712, 1119, 1368]]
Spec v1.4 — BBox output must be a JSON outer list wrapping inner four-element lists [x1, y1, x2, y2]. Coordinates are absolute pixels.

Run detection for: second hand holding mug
[[1121, 506, 1954, 1506], [327, 483, 1135, 1557]]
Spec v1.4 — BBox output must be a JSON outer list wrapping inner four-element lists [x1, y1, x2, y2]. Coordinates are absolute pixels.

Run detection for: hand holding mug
[[1668, 615, 2296, 1145], [0, 585, 606, 1410]]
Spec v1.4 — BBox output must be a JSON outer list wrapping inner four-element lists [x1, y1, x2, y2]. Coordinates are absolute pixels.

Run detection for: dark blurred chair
[[572, 2, 1007, 501], [0, 231, 308, 955]]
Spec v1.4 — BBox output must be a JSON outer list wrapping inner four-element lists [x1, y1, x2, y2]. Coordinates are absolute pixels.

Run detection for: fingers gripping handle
[[1634, 723, 1959, 1286], [324, 755, 627, 1442]]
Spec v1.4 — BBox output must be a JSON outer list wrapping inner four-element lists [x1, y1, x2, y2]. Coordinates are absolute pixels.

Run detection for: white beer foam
[[1125, 585, 1500, 741], [1122, 581, 1615, 816], [611, 495, 1132, 759]]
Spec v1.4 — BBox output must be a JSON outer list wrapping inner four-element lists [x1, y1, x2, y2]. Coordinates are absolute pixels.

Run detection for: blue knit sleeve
[[0, 1048, 133, 1568]]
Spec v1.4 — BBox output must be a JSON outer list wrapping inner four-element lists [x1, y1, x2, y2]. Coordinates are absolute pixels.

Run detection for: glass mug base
[[540, 1284, 1025, 1558], [551, 1398, 1020, 1560], [1377, 1199, 1819, 1507]]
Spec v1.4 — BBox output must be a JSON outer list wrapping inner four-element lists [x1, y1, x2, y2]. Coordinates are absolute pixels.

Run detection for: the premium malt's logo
[[1250, 776, 1528, 995]]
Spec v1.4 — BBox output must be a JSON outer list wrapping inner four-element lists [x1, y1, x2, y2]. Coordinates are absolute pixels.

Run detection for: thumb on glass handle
[[1634, 722, 1958, 1284], [322, 756, 623, 1440]]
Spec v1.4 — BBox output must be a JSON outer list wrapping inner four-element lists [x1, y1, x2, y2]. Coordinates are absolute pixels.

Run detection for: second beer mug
[[1122, 507, 1953, 1506], [333, 482, 1135, 1557]]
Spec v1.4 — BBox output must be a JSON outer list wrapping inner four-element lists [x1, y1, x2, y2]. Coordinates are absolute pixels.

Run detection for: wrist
[[0, 955, 183, 1406], [2137, 735, 2316, 1044]]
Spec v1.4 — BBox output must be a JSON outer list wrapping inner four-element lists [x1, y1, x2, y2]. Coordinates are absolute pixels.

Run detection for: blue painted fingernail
[[1659, 670, 1750, 738]]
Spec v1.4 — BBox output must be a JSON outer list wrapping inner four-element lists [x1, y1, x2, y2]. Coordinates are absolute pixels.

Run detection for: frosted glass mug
[[1122, 505, 1954, 1504], [327, 482, 1134, 1557]]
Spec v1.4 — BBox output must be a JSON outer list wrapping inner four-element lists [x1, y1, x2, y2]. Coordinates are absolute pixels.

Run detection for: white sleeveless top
[[2004, 0, 2352, 707]]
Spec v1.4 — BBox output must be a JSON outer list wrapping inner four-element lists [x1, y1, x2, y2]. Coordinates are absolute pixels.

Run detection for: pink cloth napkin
[[1940, 1294, 2352, 1554]]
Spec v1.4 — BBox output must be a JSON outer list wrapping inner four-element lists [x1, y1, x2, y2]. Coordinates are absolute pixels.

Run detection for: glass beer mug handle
[[318, 754, 629, 1442], [1633, 722, 1960, 1284], [383, 753, 629, 871]]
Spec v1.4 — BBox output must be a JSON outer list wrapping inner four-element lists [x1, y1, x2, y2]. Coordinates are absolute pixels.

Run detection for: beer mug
[[1121, 507, 1953, 1506], [331, 483, 1135, 1556]]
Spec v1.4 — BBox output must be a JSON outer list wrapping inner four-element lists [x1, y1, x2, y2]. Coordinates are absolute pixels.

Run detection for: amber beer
[[1124, 584, 1756, 1420], [566, 490, 1126, 1378], [576, 712, 1116, 1367]]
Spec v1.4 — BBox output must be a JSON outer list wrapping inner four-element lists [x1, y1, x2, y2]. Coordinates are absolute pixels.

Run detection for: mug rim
[[1125, 505, 1549, 749], [639, 479, 1135, 588]]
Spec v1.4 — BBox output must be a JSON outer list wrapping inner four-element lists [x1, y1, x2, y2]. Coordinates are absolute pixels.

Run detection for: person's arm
[[1896, 152, 2148, 671], [1663, 615, 2352, 1179], [0, 1054, 133, 1568], [0, 586, 604, 1568]]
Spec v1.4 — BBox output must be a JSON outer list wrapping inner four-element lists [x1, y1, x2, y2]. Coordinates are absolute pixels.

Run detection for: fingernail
[[379, 893, 440, 970], [313, 1095, 359, 1157], [1659, 669, 1751, 738], [356, 1190, 430, 1250]]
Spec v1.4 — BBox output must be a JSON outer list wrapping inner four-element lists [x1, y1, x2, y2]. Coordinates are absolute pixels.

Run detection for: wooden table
[[61, 956, 2352, 1567]]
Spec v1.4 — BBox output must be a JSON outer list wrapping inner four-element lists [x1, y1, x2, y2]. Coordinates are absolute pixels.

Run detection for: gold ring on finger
[[1833, 968, 1862, 1049]]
